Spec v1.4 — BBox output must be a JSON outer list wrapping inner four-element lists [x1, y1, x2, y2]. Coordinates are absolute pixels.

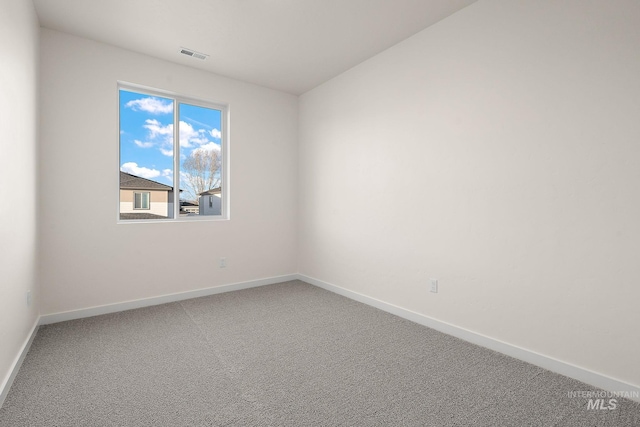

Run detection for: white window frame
[[118, 82, 230, 223], [133, 191, 150, 210]]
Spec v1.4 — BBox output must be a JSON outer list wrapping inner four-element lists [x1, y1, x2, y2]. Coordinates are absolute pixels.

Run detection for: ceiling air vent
[[179, 47, 208, 61]]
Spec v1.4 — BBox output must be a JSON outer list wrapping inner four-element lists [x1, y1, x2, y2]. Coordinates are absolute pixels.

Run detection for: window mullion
[[173, 101, 180, 219]]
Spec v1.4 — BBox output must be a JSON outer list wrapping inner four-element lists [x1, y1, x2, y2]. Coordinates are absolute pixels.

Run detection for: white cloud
[[183, 115, 213, 130], [179, 121, 208, 147], [144, 119, 173, 139], [161, 169, 173, 183], [140, 119, 174, 156], [120, 162, 161, 179], [193, 142, 221, 155], [134, 140, 154, 148], [125, 97, 173, 114], [180, 121, 199, 147], [210, 128, 221, 139], [136, 119, 217, 158]]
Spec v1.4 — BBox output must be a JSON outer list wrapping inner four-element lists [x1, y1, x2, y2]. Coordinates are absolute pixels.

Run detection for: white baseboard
[[297, 274, 640, 403], [0, 317, 39, 409], [40, 274, 298, 325]]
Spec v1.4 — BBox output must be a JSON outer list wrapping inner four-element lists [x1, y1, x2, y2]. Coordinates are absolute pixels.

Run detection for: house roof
[[120, 171, 173, 191], [199, 187, 221, 196]]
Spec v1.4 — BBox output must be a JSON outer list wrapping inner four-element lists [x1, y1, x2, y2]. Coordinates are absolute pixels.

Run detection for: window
[[133, 192, 150, 210], [118, 84, 228, 221]]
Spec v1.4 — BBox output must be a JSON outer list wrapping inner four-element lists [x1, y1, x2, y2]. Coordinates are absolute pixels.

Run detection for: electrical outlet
[[26, 290, 32, 307], [430, 279, 438, 293], [219, 257, 227, 268]]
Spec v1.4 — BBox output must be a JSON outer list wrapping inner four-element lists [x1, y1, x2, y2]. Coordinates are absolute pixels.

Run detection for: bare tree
[[181, 149, 221, 202]]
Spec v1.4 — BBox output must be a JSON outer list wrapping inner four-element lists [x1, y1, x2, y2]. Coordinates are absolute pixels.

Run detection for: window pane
[[178, 103, 223, 217], [133, 192, 150, 210], [119, 89, 175, 220]]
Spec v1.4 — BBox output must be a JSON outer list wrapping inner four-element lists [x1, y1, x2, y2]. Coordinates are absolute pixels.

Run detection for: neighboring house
[[119, 171, 175, 219], [180, 201, 199, 215], [199, 188, 222, 216]]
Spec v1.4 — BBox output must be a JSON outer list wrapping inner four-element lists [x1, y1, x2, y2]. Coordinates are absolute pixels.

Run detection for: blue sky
[[119, 89, 222, 190]]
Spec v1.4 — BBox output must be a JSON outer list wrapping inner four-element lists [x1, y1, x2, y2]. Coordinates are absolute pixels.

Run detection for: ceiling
[[33, 0, 477, 95]]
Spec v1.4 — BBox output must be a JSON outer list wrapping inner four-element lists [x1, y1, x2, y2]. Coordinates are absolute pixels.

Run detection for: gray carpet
[[1, 280, 638, 426]]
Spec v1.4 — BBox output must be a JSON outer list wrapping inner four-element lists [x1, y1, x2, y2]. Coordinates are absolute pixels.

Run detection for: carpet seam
[[177, 300, 272, 423]]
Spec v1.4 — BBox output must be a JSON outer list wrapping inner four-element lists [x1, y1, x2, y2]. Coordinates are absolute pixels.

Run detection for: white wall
[[39, 29, 298, 315], [299, 0, 640, 387], [0, 0, 40, 398]]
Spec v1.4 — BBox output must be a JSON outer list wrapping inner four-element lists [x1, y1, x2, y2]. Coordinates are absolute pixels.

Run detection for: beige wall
[[0, 0, 40, 399], [39, 29, 298, 314], [119, 189, 170, 217], [299, 0, 640, 387], [120, 189, 168, 203]]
